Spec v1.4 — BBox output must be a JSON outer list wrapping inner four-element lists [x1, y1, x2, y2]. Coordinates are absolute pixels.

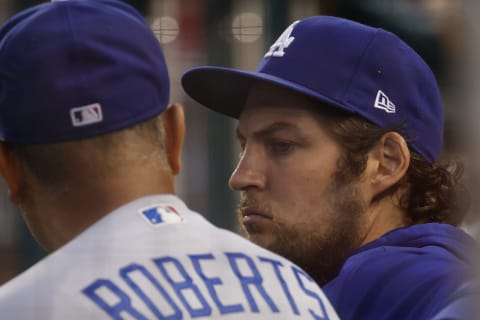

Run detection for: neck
[[23, 167, 175, 252], [359, 196, 409, 246]]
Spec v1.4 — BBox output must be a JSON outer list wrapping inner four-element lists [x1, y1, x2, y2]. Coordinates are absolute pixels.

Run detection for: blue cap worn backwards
[[182, 16, 444, 164], [0, 0, 169, 143]]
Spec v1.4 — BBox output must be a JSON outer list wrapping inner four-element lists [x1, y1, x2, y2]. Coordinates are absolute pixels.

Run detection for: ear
[[0, 142, 24, 203], [366, 132, 410, 197], [162, 103, 185, 175]]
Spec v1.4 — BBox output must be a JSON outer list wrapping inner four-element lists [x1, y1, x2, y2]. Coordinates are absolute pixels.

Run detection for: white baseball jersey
[[0, 195, 338, 319]]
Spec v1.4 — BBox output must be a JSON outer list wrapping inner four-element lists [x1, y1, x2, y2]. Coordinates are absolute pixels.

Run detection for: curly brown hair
[[315, 107, 469, 226]]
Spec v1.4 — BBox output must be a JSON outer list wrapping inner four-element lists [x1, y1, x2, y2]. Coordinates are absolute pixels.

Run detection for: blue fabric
[[323, 223, 477, 320]]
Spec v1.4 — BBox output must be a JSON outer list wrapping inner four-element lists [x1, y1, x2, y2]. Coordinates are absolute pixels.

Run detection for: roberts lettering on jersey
[[0, 195, 339, 319], [83, 252, 329, 319]]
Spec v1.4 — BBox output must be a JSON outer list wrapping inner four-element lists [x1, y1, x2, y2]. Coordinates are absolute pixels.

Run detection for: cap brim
[[182, 66, 353, 119]]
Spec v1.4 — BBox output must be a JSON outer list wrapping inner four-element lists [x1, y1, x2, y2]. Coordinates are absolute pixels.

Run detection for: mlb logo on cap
[[70, 103, 103, 127], [139, 205, 184, 226]]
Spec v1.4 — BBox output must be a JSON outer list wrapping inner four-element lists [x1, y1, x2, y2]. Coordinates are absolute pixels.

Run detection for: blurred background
[[0, 0, 478, 285]]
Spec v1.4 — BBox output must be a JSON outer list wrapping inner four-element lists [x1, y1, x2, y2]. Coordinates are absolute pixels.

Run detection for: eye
[[268, 140, 295, 155]]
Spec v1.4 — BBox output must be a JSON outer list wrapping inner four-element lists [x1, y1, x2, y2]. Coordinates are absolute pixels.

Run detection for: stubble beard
[[238, 181, 367, 286]]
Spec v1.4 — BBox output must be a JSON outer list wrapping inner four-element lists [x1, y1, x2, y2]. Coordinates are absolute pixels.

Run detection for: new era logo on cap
[[374, 90, 396, 114], [70, 103, 103, 127], [139, 204, 184, 227]]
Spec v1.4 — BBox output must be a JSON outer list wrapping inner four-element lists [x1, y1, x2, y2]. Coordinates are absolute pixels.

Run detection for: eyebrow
[[236, 121, 302, 140]]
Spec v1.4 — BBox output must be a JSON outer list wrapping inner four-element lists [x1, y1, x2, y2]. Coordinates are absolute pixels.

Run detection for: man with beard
[[182, 16, 478, 319]]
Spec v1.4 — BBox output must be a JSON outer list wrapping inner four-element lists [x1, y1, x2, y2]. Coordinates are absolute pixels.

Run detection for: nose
[[229, 147, 266, 191]]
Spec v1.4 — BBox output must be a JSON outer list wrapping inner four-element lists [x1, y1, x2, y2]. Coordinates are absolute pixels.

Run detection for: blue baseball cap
[[182, 16, 444, 164], [0, 0, 169, 144]]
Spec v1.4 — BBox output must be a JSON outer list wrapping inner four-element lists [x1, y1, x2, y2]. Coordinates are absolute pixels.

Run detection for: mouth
[[240, 207, 273, 224]]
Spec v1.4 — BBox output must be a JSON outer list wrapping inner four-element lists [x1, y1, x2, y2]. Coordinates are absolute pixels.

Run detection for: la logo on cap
[[265, 20, 300, 58]]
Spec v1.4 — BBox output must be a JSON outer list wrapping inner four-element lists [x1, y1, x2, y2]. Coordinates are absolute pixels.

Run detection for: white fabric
[[0, 194, 338, 319]]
